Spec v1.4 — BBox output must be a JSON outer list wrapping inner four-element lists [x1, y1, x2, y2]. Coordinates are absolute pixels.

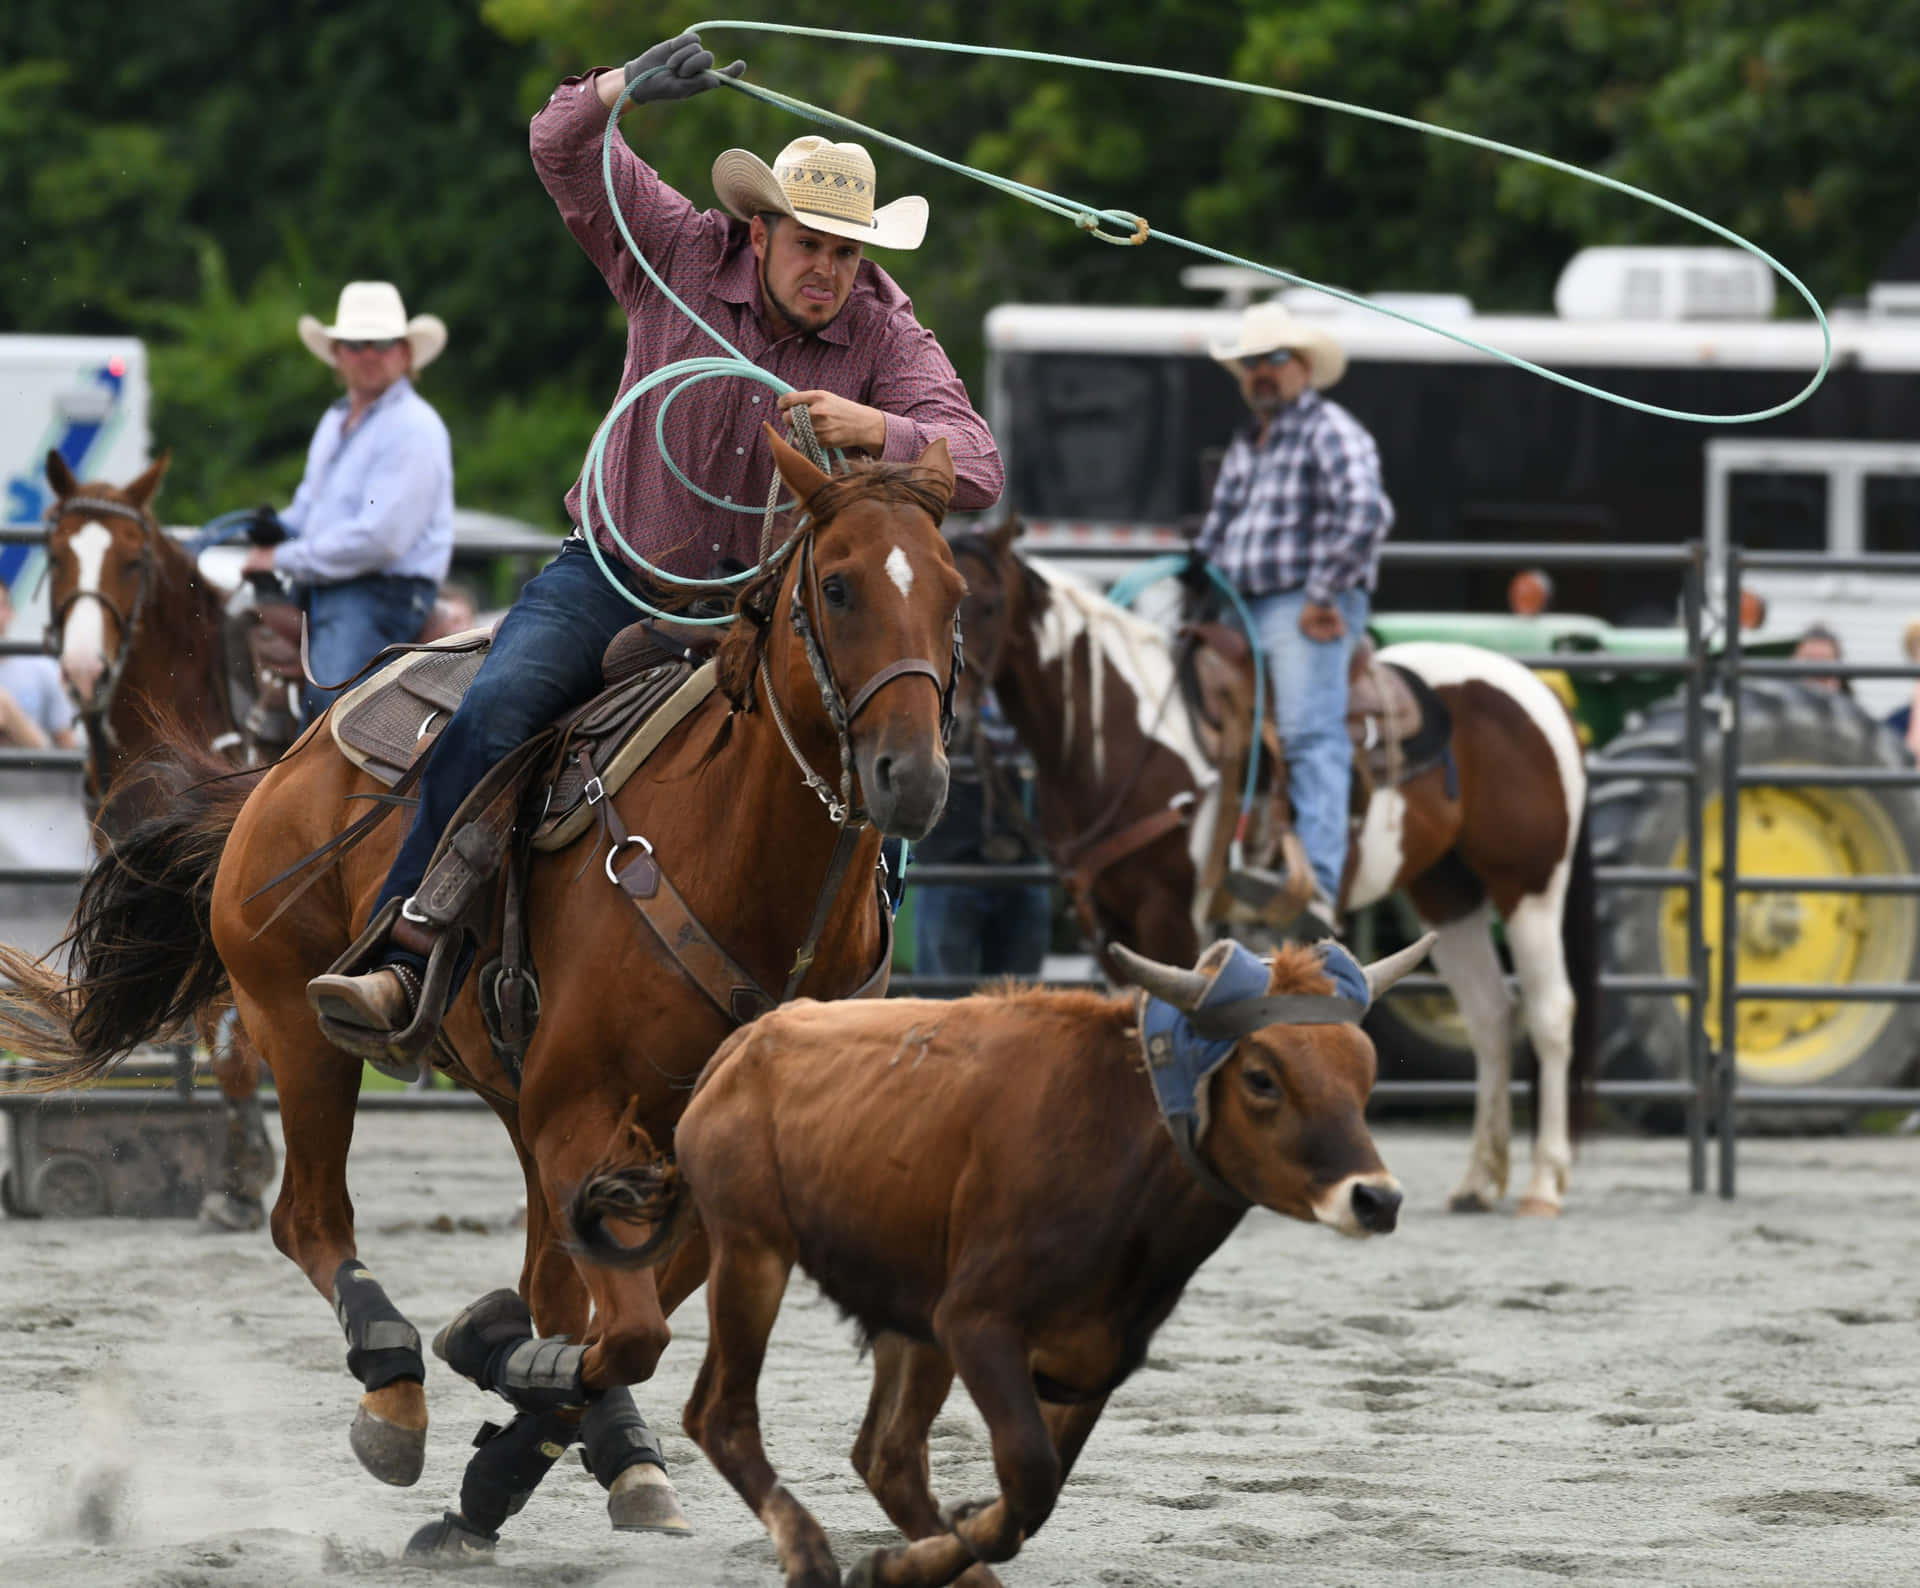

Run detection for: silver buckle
[[583, 774, 606, 805], [399, 895, 430, 925]]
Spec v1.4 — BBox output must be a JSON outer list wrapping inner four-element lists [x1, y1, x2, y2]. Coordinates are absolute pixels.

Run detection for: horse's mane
[[714, 456, 952, 713]]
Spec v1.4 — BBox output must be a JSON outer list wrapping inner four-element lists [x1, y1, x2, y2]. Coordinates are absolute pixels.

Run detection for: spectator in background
[[1791, 624, 1851, 697], [1884, 622, 1920, 760], [910, 689, 1051, 982], [242, 281, 455, 720], [0, 582, 77, 749]]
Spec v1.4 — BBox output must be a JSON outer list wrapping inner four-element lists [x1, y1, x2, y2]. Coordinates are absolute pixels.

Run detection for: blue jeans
[[1250, 586, 1370, 902], [375, 539, 661, 920], [304, 575, 437, 722], [912, 883, 1052, 979]]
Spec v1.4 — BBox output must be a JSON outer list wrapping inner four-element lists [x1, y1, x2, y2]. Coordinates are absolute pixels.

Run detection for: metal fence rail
[[9, 535, 1917, 1185]]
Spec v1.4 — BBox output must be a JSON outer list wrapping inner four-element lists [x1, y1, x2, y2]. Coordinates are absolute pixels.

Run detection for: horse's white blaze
[[884, 545, 913, 600], [1346, 787, 1407, 911], [1028, 558, 1216, 796], [59, 521, 113, 699]]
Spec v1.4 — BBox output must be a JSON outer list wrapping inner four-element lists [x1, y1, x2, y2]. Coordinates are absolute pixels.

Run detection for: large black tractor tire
[[1590, 679, 1920, 1133]]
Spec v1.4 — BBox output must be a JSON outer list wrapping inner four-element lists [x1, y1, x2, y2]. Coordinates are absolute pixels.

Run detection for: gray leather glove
[[622, 32, 745, 103]]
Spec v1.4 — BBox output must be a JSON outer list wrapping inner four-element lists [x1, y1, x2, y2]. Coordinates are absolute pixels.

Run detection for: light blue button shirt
[[275, 376, 454, 586]]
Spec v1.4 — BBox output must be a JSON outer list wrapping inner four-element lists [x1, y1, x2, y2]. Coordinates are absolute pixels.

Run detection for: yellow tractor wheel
[[1592, 680, 1920, 1131]]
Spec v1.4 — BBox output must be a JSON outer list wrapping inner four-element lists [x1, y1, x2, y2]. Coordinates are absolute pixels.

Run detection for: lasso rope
[[586, 25, 1831, 619]]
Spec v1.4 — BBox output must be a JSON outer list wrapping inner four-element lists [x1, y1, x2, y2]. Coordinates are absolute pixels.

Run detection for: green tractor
[[1356, 611, 1920, 1127]]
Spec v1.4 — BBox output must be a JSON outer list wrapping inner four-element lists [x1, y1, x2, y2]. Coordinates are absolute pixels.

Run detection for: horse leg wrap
[[432, 1288, 586, 1413], [332, 1259, 424, 1393], [457, 1412, 574, 1535], [490, 1337, 590, 1413], [580, 1384, 667, 1486]]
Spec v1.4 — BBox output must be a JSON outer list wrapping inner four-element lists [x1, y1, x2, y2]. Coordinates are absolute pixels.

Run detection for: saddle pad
[[331, 630, 491, 784], [531, 663, 716, 853]]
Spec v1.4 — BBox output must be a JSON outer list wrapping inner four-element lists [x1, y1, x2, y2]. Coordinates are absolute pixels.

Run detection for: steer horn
[[1108, 940, 1234, 1012], [1362, 932, 1439, 1002]]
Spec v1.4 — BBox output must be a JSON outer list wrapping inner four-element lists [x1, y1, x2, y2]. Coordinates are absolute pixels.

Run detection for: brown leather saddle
[[329, 620, 717, 852]]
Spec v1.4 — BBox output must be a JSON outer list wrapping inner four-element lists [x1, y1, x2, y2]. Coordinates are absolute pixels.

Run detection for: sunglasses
[[335, 338, 403, 354], [1236, 349, 1294, 372]]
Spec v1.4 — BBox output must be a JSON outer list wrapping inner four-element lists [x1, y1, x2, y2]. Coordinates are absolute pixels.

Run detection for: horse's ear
[[914, 436, 955, 515], [765, 424, 831, 507], [987, 512, 1023, 558], [45, 450, 79, 501], [122, 450, 171, 511]]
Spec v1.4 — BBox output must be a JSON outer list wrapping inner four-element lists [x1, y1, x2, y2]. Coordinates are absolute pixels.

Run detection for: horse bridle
[[41, 493, 163, 754], [760, 526, 963, 828]]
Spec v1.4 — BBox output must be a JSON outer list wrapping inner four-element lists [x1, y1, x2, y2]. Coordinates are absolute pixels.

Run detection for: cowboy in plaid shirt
[[1193, 302, 1392, 934]]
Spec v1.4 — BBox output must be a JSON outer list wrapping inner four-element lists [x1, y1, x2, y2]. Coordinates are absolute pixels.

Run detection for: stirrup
[[307, 898, 458, 1076]]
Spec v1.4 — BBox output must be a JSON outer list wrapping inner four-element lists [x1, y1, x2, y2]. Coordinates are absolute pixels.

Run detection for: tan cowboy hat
[[297, 281, 448, 372], [712, 135, 927, 251], [1209, 300, 1347, 390]]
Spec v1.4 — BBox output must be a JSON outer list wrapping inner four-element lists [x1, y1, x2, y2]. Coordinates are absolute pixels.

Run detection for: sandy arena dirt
[[2, 1114, 1918, 1588]]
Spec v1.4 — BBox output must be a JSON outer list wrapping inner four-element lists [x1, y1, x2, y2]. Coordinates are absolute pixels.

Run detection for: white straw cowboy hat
[[297, 281, 448, 372], [1209, 300, 1348, 390], [712, 135, 928, 251]]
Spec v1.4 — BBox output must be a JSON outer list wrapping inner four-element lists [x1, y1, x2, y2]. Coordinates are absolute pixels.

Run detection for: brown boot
[[306, 963, 425, 1081]]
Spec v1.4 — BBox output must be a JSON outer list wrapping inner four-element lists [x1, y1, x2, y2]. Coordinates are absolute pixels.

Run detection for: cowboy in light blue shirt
[[243, 282, 455, 719]]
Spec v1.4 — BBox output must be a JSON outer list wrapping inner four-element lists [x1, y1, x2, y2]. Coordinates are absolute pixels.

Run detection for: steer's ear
[[1361, 933, 1437, 1002]]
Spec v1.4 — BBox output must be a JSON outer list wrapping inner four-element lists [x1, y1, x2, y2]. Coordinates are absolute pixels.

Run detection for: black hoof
[[404, 1510, 498, 1564]]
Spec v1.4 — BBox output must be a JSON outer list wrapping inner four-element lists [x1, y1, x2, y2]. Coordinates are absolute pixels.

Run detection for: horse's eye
[[821, 575, 850, 610]]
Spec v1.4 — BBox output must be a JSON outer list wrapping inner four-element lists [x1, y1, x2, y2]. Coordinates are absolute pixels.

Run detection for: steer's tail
[[0, 738, 262, 1090]]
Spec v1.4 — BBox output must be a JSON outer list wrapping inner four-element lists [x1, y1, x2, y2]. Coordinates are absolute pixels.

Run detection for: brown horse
[[38, 449, 272, 1229], [949, 520, 1597, 1217], [0, 434, 964, 1548], [42, 451, 241, 827]]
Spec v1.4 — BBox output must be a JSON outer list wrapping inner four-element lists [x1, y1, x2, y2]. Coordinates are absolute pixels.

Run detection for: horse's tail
[[0, 738, 263, 1090], [564, 1151, 696, 1271], [1558, 795, 1600, 1138]]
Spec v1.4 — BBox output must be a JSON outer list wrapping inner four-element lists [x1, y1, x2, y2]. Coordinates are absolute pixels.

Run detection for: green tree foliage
[[5, 0, 1914, 525]]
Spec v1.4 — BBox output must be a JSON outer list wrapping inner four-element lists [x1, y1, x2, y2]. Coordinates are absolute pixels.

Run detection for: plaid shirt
[[531, 73, 1003, 579], [1194, 390, 1392, 603]]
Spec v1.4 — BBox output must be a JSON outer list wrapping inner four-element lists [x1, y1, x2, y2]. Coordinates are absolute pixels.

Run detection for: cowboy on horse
[[308, 30, 1004, 1069]]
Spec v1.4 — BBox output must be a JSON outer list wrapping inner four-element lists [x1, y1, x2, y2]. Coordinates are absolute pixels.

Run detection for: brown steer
[[594, 933, 1430, 1588]]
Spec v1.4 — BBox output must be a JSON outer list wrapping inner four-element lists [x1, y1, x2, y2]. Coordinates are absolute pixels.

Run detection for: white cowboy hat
[[712, 135, 927, 251], [1208, 300, 1348, 390], [297, 281, 448, 372]]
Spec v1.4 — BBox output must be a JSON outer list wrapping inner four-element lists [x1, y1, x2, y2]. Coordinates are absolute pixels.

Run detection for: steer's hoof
[[404, 1510, 498, 1563], [1447, 1190, 1496, 1214], [351, 1399, 427, 1487], [1515, 1196, 1562, 1219], [608, 1462, 692, 1534]]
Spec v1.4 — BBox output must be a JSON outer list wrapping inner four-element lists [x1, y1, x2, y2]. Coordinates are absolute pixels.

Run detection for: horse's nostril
[[1351, 1181, 1402, 1233], [872, 754, 895, 795]]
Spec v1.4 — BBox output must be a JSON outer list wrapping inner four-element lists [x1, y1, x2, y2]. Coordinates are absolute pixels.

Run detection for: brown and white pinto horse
[[0, 436, 964, 1547], [38, 450, 272, 1229], [951, 521, 1597, 1216]]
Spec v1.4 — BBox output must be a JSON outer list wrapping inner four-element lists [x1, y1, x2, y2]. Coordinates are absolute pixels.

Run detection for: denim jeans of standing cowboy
[[913, 883, 1051, 980], [303, 574, 438, 723], [1249, 586, 1371, 904]]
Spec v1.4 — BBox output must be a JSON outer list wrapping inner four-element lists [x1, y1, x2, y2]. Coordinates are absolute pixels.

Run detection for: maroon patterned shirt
[[530, 72, 1004, 581]]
